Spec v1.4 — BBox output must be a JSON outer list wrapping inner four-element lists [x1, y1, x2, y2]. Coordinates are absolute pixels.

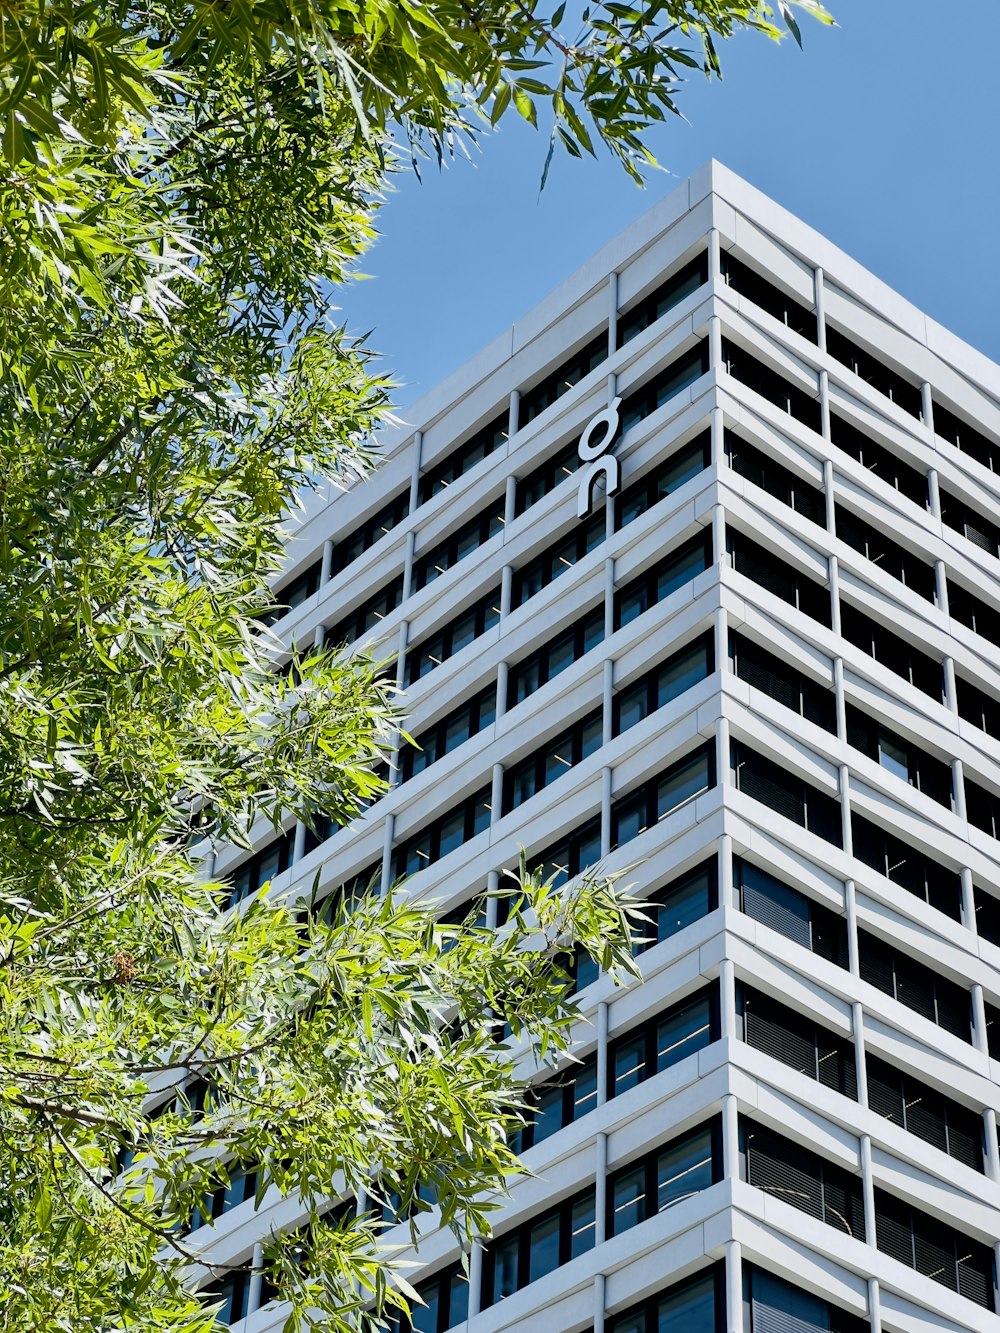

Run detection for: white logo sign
[[576, 396, 622, 519]]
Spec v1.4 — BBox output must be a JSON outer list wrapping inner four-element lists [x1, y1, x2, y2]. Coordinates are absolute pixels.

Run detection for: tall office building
[[203, 162, 1000, 1333]]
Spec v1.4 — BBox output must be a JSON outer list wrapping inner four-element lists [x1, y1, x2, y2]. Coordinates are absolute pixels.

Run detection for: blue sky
[[337, 0, 1000, 412]]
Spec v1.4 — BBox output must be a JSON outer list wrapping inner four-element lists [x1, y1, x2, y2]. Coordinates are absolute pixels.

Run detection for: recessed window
[[614, 530, 713, 630], [413, 500, 504, 591], [418, 413, 508, 507], [609, 1120, 721, 1236], [519, 330, 608, 426], [620, 343, 709, 434], [730, 741, 842, 846], [840, 601, 942, 699], [859, 929, 970, 1041], [726, 530, 831, 626], [511, 511, 605, 610], [392, 787, 492, 881], [721, 338, 821, 434], [609, 987, 717, 1097], [612, 744, 716, 848], [404, 586, 501, 685], [332, 490, 410, 575], [616, 428, 711, 529], [724, 431, 824, 524], [607, 1267, 721, 1333], [851, 813, 961, 919], [826, 325, 922, 417], [728, 630, 835, 732], [402, 683, 496, 781], [502, 708, 603, 814], [325, 573, 404, 646], [721, 250, 816, 341], [617, 253, 708, 347]]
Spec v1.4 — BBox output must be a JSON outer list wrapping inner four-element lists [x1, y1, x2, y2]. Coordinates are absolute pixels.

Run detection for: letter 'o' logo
[[576, 396, 622, 519]]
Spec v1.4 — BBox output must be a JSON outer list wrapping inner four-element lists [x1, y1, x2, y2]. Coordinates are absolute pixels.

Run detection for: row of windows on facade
[[206, 1100, 992, 1325], [223, 855, 1000, 1200], [270, 240, 998, 630], [403, 601, 999, 827], [320, 517, 1000, 860], [314, 440, 1000, 805], [211, 1256, 877, 1333], [229, 692, 1000, 998], [379, 1107, 994, 1332], [178, 957, 992, 1322], [265, 248, 711, 620], [196, 867, 995, 1321]]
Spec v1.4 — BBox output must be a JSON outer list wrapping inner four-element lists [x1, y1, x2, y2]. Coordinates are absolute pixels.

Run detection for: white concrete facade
[[202, 162, 1000, 1333]]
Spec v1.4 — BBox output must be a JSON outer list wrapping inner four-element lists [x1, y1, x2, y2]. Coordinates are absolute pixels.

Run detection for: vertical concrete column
[[852, 999, 868, 1109], [867, 1277, 882, 1333], [720, 959, 736, 1041], [823, 458, 836, 534], [603, 658, 614, 746], [722, 1092, 740, 1181], [934, 558, 949, 615], [380, 813, 395, 897], [500, 564, 513, 618], [320, 537, 334, 586], [716, 717, 730, 794], [927, 467, 942, 521], [714, 604, 728, 680], [247, 1240, 264, 1318], [961, 868, 977, 936], [711, 502, 726, 570], [819, 368, 831, 440], [402, 529, 416, 602], [839, 764, 853, 859], [395, 620, 408, 692], [594, 1132, 608, 1245], [604, 556, 615, 642], [408, 431, 423, 515], [314, 620, 326, 652], [983, 1107, 1000, 1181], [596, 1001, 610, 1106], [496, 660, 509, 720], [601, 766, 613, 857], [608, 271, 619, 357], [508, 389, 520, 441], [828, 553, 842, 638], [952, 757, 966, 820], [490, 763, 504, 830], [709, 314, 723, 374], [814, 266, 826, 353], [846, 883, 860, 980], [504, 473, 517, 530], [921, 380, 935, 434], [860, 1134, 877, 1256], [726, 1239, 744, 1333], [468, 1244, 483, 1320], [833, 657, 847, 743], [712, 404, 725, 471], [593, 1273, 606, 1333], [292, 819, 307, 865], [718, 832, 735, 911], [943, 655, 958, 713], [485, 869, 500, 932], [972, 983, 989, 1057], [709, 227, 722, 285]]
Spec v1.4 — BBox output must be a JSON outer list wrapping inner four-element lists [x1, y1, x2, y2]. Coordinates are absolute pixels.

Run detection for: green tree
[[0, 1, 832, 1329]]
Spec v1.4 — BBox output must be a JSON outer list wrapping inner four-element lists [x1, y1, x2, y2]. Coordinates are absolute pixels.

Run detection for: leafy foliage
[[0, 0, 831, 1329]]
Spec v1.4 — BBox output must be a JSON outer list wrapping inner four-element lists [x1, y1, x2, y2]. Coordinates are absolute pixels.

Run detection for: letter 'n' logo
[[576, 396, 622, 519]]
